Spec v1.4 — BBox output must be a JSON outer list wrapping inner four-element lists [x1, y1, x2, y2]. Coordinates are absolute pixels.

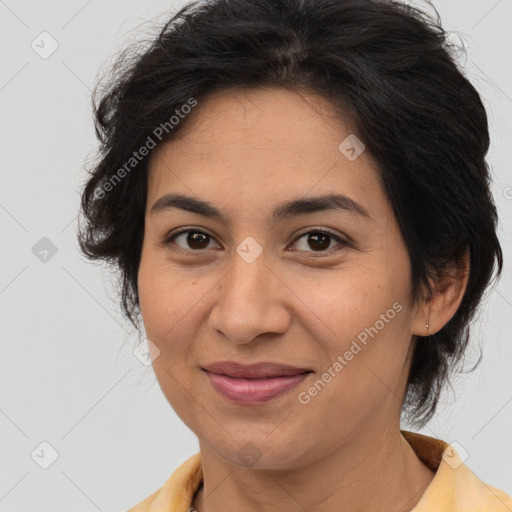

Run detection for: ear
[[411, 246, 470, 337]]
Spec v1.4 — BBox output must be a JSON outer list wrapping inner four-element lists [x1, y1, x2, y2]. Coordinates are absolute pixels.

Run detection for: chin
[[203, 432, 316, 471]]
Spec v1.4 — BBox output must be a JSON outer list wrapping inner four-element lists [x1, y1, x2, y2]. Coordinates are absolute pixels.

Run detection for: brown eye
[[292, 230, 347, 253], [165, 229, 219, 251]]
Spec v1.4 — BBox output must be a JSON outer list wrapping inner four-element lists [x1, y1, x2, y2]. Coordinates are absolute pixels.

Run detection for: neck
[[192, 423, 435, 512]]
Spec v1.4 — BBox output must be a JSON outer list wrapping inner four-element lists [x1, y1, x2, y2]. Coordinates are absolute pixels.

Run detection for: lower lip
[[204, 370, 311, 405]]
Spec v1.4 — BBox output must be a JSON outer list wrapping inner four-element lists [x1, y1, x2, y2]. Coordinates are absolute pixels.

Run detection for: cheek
[[137, 253, 200, 340], [290, 264, 413, 408], [289, 263, 410, 350], [137, 257, 202, 411], [300, 271, 412, 404]]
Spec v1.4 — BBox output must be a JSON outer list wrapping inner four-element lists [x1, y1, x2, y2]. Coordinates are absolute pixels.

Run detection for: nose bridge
[[209, 243, 289, 342], [223, 243, 271, 311]]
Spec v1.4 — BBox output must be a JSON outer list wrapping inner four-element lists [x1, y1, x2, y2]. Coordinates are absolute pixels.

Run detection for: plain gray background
[[0, 0, 511, 510]]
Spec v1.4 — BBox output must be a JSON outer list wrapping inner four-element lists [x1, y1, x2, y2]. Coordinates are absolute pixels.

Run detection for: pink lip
[[204, 371, 310, 404], [202, 361, 312, 405]]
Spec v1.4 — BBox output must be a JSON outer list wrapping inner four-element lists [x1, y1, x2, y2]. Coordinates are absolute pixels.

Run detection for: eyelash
[[163, 227, 348, 255]]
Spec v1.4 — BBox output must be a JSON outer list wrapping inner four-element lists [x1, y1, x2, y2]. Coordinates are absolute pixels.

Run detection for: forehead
[[145, 87, 388, 225], [156, 87, 354, 153]]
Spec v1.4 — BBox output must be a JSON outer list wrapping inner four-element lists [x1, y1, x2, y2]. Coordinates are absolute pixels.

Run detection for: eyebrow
[[149, 192, 372, 223]]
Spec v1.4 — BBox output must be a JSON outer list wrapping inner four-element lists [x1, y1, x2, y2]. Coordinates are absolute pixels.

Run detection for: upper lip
[[203, 361, 312, 378]]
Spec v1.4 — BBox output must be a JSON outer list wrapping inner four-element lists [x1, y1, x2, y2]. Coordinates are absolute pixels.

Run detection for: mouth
[[202, 361, 313, 405]]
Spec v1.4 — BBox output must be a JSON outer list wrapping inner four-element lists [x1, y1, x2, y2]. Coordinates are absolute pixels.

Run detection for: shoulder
[[402, 430, 512, 512], [125, 453, 203, 512], [450, 465, 512, 512]]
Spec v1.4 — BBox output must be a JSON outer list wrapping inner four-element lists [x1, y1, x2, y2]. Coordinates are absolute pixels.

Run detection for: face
[[137, 87, 425, 470]]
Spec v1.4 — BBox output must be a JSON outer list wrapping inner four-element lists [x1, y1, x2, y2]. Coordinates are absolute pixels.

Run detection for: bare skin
[[137, 87, 469, 512]]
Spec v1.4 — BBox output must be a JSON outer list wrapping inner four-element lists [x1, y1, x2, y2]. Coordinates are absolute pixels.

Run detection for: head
[[78, 0, 502, 468]]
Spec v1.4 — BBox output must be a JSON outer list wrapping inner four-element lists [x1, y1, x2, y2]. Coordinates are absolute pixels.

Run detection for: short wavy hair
[[77, 0, 503, 427]]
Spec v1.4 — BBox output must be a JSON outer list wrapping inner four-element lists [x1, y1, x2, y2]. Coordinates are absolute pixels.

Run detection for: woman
[[77, 0, 511, 510]]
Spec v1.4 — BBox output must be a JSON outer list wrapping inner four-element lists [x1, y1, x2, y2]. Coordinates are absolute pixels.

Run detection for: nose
[[208, 248, 291, 345]]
